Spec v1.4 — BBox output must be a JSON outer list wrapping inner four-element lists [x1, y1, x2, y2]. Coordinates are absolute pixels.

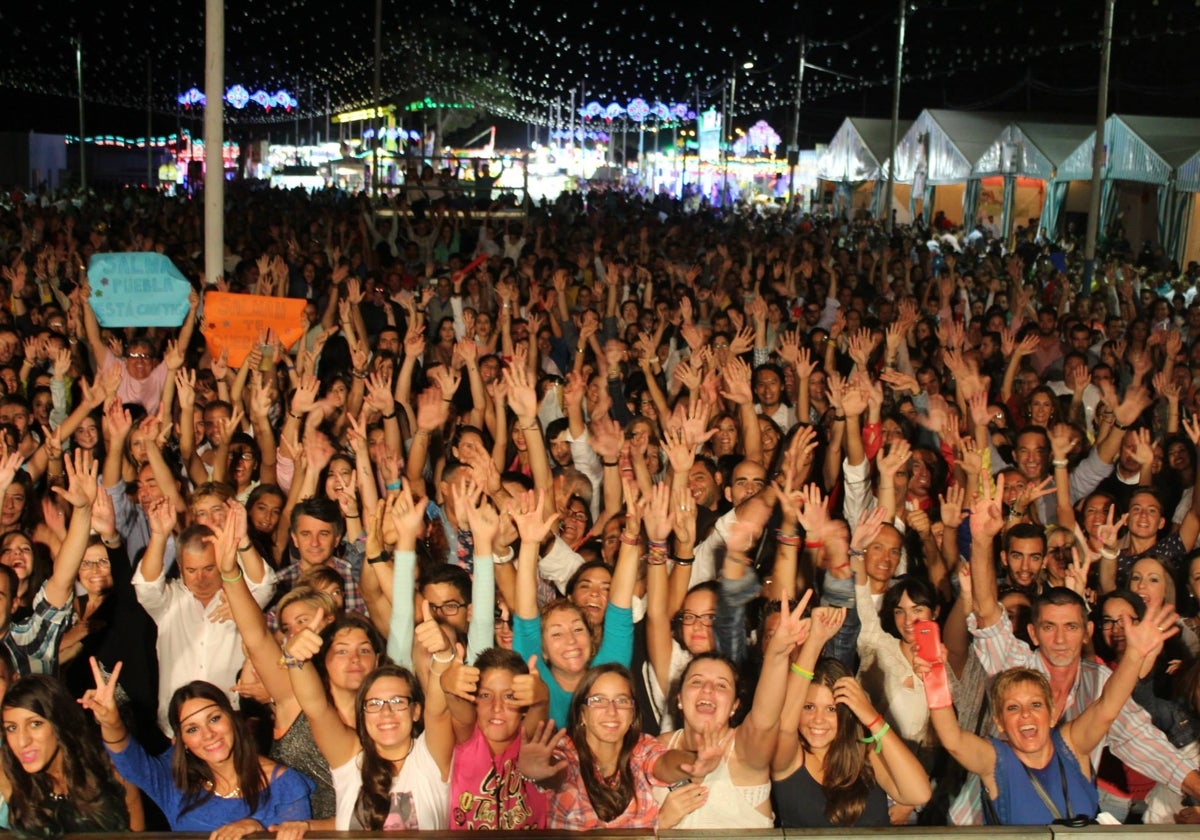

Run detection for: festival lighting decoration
[[176, 86, 297, 110], [1, 1, 1199, 131]]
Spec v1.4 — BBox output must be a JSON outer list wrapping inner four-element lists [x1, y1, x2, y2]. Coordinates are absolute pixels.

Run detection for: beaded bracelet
[[646, 539, 669, 566]]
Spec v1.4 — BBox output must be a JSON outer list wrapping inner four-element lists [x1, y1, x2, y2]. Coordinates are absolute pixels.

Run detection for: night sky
[[0, 0, 1197, 148]]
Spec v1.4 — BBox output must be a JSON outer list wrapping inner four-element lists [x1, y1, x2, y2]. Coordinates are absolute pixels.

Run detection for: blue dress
[[109, 740, 314, 831], [988, 728, 1098, 825]]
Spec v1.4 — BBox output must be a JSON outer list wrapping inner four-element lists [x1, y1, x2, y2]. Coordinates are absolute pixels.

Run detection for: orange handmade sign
[[200, 292, 307, 367]]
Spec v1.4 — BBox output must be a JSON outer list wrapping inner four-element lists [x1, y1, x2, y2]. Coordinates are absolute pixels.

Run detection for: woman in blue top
[[82, 661, 313, 839], [509, 487, 636, 725], [924, 601, 1177, 825]]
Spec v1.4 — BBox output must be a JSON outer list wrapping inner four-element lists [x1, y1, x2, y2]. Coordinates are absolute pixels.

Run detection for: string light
[[0, 2, 1198, 131]]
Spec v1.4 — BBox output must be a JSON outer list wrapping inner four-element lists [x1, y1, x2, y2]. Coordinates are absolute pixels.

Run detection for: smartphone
[[913, 619, 952, 708]]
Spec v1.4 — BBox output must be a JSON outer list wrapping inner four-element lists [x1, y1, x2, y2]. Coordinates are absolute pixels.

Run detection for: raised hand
[[969, 471, 1006, 541], [518, 720, 567, 781], [78, 657, 124, 730], [51, 448, 98, 509], [415, 601, 450, 656], [508, 489, 560, 544], [680, 725, 734, 778]]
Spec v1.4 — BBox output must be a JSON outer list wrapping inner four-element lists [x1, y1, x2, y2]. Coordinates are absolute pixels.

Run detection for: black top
[[773, 759, 890, 828], [11, 782, 129, 839]]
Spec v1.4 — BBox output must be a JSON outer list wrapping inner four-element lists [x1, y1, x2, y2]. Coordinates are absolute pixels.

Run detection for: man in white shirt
[[134, 499, 275, 735]]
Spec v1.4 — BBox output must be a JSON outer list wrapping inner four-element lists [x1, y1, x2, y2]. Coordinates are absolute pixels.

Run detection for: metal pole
[[203, 0, 224, 285], [788, 35, 806, 207], [722, 69, 732, 206], [884, 0, 907, 233], [75, 36, 86, 191], [372, 0, 382, 197], [147, 54, 153, 188], [1083, 0, 1116, 291]]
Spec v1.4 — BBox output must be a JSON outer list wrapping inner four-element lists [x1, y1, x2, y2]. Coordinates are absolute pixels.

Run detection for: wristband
[[790, 664, 814, 680], [865, 712, 884, 731], [619, 532, 640, 546], [832, 414, 846, 421], [849, 547, 866, 558], [385, 480, 402, 491], [1113, 419, 1131, 430], [673, 556, 694, 566], [220, 568, 244, 583], [859, 722, 891, 754], [381, 410, 396, 420], [493, 547, 517, 565], [236, 542, 252, 553], [367, 553, 389, 565], [1052, 459, 1068, 468], [1100, 547, 1119, 561], [288, 411, 303, 420], [602, 459, 619, 467]]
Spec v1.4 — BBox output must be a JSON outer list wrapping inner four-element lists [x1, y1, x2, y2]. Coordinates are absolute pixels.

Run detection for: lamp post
[[722, 60, 754, 207], [75, 36, 85, 191], [884, 0, 908, 233], [1083, 0, 1116, 291]]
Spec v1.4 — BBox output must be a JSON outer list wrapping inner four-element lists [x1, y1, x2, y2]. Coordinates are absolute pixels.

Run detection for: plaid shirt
[[3, 586, 73, 676], [547, 734, 668, 830], [267, 545, 366, 632], [949, 609, 1195, 824]]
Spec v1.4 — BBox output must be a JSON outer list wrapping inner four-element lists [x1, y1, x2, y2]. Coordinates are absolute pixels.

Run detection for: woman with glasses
[[517, 663, 727, 830], [285, 487, 455, 830]]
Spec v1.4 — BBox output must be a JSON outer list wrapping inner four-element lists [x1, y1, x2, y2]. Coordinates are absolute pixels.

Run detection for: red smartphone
[[912, 619, 941, 663], [913, 619, 952, 709]]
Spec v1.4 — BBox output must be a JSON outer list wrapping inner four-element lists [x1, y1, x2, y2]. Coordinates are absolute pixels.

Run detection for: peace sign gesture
[[79, 656, 125, 736]]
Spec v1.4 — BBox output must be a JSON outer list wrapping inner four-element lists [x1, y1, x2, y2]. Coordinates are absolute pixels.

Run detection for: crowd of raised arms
[[0, 182, 1198, 838]]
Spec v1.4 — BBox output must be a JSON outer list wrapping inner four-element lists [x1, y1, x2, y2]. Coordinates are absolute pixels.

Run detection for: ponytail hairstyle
[[802, 658, 876, 826]]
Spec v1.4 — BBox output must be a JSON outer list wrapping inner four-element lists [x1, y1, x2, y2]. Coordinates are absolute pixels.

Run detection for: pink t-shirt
[[450, 726, 547, 830], [100, 347, 171, 415]]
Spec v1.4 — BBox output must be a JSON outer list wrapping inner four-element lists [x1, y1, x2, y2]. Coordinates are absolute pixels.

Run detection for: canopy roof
[[1056, 114, 1200, 186], [972, 121, 1093, 179], [892, 110, 1011, 185], [817, 117, 908, 182]]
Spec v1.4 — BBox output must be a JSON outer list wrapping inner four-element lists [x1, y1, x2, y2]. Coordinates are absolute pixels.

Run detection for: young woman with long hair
[[85, 663, 313, 838], [1, 673, 140, 837], [516, 663, 728, 830], [284, 487, 455, 831], [771, 608, 931, 827]]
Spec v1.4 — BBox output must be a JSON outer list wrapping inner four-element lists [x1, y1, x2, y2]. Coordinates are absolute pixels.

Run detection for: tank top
[[773, 758, 890, 827], [653, 729, 773, 829], [330, 733, 449, 830], [270, 711, 336, 819], [988, 728, 1098, 825]]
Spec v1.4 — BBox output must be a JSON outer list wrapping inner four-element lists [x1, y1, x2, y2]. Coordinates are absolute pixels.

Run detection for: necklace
[[204, 780, 242, 799], [389, 740, 415, 769]]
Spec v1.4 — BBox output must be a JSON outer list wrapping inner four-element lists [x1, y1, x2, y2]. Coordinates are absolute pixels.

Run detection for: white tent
[[1053, 115, 1200, 264], [971, 121, 1093, 239], [816, 117, 909, 220], [891, 110, 1012, 226]]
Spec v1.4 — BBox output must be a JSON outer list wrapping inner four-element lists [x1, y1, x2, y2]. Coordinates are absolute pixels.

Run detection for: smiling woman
[[92, 675, 314, 838], [0, 674, 135, 837]]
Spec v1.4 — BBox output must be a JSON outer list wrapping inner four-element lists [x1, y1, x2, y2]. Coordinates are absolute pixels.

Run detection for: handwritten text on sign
[[201, 292, 307, 367], [87, 253, 193, 327]]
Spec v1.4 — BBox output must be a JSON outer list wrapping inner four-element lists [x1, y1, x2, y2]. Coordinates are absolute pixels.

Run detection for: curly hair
[[1, 675, 129, 837], [352, 664, 424, 830], [802, 658, 876, 826]]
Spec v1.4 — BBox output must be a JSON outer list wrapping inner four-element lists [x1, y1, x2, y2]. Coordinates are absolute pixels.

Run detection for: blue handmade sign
[[87, 252, 193, 327]]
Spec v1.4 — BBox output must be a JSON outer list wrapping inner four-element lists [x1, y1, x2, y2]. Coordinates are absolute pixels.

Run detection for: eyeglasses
[[1099, 617, 1133, 630], [679, 612, 716, 626], [126, 353, 154, 360], [80, 557, 112, 570], [494, 616, 513, 630], [430, 600, 466, 616], [584, 694, 635, 710], [362, 695, 412, 714], [230, 451, 256, 462], [563, 509, 589, 522]]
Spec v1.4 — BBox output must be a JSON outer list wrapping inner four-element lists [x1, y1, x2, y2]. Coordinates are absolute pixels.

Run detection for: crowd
[[0, 180, 1197, 836]]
